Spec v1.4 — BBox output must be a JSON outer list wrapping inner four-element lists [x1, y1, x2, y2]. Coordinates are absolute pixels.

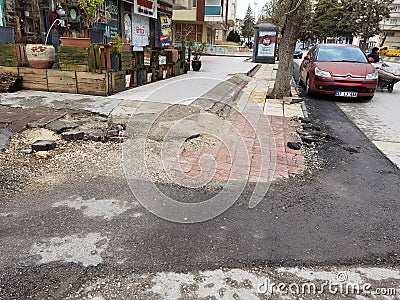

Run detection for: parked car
[[299, 44, 378, 100], [294, 45, 303, 59], [385, 46, 400, 57]]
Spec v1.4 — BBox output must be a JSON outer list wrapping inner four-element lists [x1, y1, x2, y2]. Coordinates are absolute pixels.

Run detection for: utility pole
[[254, 0, 258, 22]]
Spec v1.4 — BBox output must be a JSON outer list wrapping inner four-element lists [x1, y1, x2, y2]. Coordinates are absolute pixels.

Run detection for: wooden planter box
[[0, 44, 18, 67], [47, 70, 77, 93], [76, 71, 108, 96], [18, 67, 47, 91], [59, 46, 89, 72], [121, 51, 133, 71], [0, 67, 126, 96]]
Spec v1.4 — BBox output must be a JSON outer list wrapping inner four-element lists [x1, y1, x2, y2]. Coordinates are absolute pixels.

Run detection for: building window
[[206, 0, 221, 5], [390, 5, 400, 12], [193, 0, 197, 7], [175, 23, 203, 42]]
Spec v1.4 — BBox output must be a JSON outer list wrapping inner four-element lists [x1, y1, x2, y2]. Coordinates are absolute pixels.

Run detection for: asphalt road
[[336, 61, 400, 168], [294, 58, 400, 168], [1, 61, 400, 298]]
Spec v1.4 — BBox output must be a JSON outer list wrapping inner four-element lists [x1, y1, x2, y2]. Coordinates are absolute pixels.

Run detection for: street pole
[[254, 0, 258, 22]]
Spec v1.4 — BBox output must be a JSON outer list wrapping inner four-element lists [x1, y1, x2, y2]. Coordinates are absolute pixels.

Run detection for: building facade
[[0, 0, 173, 49], [172, 0, 230, 44], [381, 0, 400, 47]]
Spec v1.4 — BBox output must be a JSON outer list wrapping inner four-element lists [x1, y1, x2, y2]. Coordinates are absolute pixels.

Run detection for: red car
[[299, 44, 378, 100]]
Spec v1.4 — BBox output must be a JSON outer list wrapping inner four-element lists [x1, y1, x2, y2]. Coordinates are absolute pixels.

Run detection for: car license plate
[[335, 91, 358, 97]]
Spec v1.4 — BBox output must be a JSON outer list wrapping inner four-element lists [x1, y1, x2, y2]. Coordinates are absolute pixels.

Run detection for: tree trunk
[[271, 0, 307, 99]]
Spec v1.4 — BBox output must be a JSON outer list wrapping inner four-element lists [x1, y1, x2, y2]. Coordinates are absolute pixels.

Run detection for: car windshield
[[316, 46, 368, 63]]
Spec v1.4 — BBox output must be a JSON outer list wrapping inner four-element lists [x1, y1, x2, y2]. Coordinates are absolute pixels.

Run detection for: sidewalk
[[156, 63, 306, 185], [0, 61, 306, 183]]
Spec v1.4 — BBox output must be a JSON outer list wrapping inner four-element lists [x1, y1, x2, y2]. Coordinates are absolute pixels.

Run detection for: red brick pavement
[[162, 112, 305, 183]]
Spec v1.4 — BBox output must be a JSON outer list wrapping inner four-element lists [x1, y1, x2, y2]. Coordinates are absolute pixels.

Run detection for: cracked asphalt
[[0, 57, 399, 299]]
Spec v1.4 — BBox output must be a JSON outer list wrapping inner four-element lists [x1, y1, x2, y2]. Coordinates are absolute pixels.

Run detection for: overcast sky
[[236, 0, 268, 20]]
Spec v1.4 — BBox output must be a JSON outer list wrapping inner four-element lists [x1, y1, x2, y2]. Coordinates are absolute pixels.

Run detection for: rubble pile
[[0, 112, 127, 197], [0, 72, 22, 93]]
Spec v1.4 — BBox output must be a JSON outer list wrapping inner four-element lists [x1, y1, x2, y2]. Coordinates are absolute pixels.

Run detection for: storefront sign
[[124, 14, 132, 42], [257, 31, 277, 57], [132, 14, 150, 47], [158, 15, 172, 47], [134, 0, 157, 19], [107, 0, 119, 39], [144, 52, 151, 65], [157, 0, 172, 16], [159, 55, 166, 65]]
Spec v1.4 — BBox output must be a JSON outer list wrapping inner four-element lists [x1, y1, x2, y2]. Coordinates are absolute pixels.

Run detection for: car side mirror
[[304, 55, 311, 60]]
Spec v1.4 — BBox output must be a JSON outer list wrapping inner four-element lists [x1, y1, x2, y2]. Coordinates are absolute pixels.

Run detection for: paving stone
[[0, 107, 66, 133], [109, 137, 126, 143], [26, 122, 47, 129], [283, 97, 303, 104], [106, 129, 119, 137], [283, 105, 303, 118], [46, 120, 79, 133], [88, 132, 107, 142], [61, 130, 85, 141], [0, 128, 14, 151], [32, 140, 56, 151]]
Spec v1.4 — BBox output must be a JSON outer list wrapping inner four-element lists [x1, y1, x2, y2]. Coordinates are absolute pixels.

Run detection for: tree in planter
[[110, 34, 122, 71], [190, 42, 206, 71], [178, 38, 190, 73], [77, 0, 105, 29]]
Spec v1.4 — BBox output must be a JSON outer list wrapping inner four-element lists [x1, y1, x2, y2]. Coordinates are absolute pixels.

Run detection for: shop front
[[157, 0, 173, 48]]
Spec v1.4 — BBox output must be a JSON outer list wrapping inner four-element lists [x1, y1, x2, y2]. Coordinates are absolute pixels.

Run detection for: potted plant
[[26, 33, 55, 69], [111, 34, 122, 71], [191, 42, 206, 71]]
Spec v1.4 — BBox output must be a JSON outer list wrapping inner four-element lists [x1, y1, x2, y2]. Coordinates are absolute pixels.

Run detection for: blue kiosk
[[253, 23, 278, 64]]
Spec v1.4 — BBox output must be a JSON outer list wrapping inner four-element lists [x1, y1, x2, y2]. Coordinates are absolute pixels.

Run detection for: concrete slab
[[264, 105, 283, 117], [283, 104, 304, 118], [373, 140, 400, 168], [0, 90, 122, 116], [266, 98, 284, 105]]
